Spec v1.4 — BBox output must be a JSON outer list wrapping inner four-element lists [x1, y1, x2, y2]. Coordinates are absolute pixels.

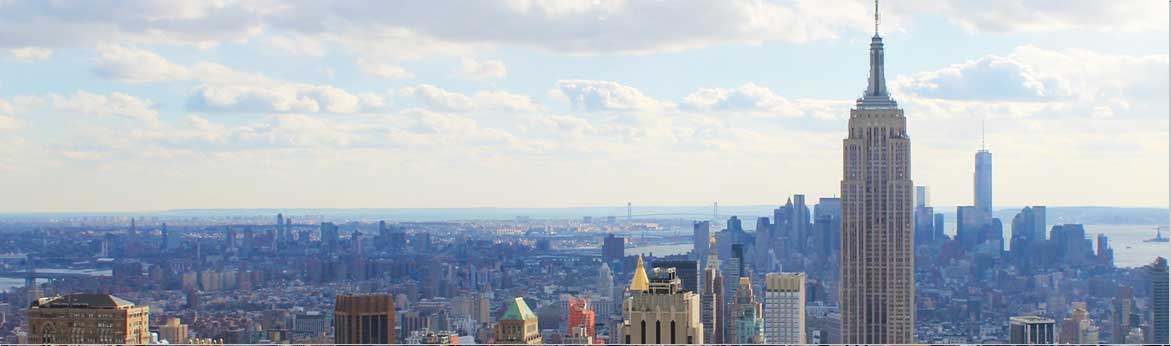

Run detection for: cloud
[[455, 57, 506, 80], [893, 46, 1168, 119], [94, 45, 189, 82], [398, 85, 542, 113], [550, 80, 663, 112], [50, 91, 158, 123], [895, 55, 1063, 101], [356, 59, 414, 79], [0, 1, 264, 48], [0, 115, 17, 131], [7, 47, 52, 60], [900, 0, 1167, 34]]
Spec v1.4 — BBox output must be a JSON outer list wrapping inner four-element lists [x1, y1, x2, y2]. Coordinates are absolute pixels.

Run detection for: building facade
[[620, 258, 703, 344], [496, 297, 542, 344], [1151, 257, 1169, 344], [28, 294, 151, 345], [729, 277, 764, 344], [333, 294, 396, 344], [1010, 316, 1056, 345], [700, 235, 724, 344], [764, 272, 806, 344], [839, 5, 915, 343]]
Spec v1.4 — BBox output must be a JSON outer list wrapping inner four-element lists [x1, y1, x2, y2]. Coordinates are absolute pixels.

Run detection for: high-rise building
[[701, 234, 724, 344], [764, 272, 806, 344], [333, 294, 396, 344], [320, 222, 340, 251], [1060, 302, 1099, 344], [28, 294, 151, 344], [603, 234, 625, 265], [598, 262, 615, 299], [620, 258, 703, 344], [839, 4, 914, 343], [158, 317, 189, 344], [1010, 316, 1056, 345], [974, 148, 992, 213], [1111, 286, 1135, 344], [814, 197, 842, 258], [729, 277, 764, 344], [276, 213, 284, 245], [933, 213, 945, 241], [653, 260, 699, 293], [1150, 257, 1169, 344], [566, 296, 596, 340], [496, 297, 542, 344], [693, 221, 711, 263]]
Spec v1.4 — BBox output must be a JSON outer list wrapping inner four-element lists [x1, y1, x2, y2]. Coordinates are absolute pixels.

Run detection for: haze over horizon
[[0, 1, 1167, 212]]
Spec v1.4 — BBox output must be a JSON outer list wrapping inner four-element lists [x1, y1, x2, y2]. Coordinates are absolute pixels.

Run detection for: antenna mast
[[874, 0, 880, 35]]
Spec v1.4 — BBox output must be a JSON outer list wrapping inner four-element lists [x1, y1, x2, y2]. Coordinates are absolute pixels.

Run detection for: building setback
[[839, 2, 915, 343]]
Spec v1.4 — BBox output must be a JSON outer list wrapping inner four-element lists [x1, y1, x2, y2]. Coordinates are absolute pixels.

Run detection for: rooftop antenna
[[874, 0, 880, 35], [981, 116, 986, 150]]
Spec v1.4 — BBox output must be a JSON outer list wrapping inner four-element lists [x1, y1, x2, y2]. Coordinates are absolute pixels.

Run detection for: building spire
[[858, 0, 896, 108], [980, 116, 986, 150], [630, 255, 650, 291]]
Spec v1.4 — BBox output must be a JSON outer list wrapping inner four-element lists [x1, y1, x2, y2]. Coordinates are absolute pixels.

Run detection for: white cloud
[[398, 85, 542, 113], [7, 47, 52, 60], [899, 0, 1167, 34], [455, 57, 506, 80], [551, 80, 662, 112], [895, 55, 1063, 101], [680, 83, 849, 119], [94, 45, 189, 83], [893, 46, 1168, 119], [0, 115, 18, 131], [50, 91, 159, 123], [356, 59, 414, 79]]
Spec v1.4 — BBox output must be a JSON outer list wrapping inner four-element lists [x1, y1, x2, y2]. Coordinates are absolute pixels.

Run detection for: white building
[[764, 272, 806, 344]]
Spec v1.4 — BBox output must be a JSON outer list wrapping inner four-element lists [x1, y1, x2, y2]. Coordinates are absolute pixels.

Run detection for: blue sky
[[0, 0, 1167, 212]]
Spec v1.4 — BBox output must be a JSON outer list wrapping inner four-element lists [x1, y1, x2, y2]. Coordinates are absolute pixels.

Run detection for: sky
[[0, 0, 1167, 212]]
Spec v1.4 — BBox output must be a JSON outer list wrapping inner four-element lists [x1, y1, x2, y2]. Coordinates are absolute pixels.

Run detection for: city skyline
[[0, 1, 1167, 212]]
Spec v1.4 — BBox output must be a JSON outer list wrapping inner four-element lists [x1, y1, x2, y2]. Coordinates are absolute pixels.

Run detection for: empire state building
[[839, 3, 914, 343]]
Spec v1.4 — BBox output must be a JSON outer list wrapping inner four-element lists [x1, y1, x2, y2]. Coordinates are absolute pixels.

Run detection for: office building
[[620, 259, 703, 344], [975, 148, 992, 213], [653, 260, 699, 293], [333, 294, 396, 344], [693, 221, 710, 263], [496, 297, 542, 344], [1151, 257, 1169, 344], [729, 277, 764, 344], [765, 272, 806, 344], [1060, 302, 1099, 344], [701, 234, 724, 344], [839, 4, 915, 343], [1111, 286, 1135, 344], [603, 234, 625, 265], [28, 294, 151, 344], [159, 317, 190, 344], [1010, 316, 1055, 345]]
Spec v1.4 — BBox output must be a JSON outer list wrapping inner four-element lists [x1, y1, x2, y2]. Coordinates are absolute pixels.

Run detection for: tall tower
[[975, 148, 993, 213], [701, 234, 724, 344], [840, 1, 915, 343]]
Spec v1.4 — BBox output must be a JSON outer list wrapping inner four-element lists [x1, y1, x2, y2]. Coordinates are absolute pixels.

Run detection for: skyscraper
[[729, 277, 765, 344], [701, 234, 724, 344], [603, 234, 625, 265], [839, 2, 914, 343], [333, 294, 396, 344], [620, 259, 703, 344], [975, 148, 993, 214], [1110, 286, 1135, 344], [1010, 316, 1056, 345], [693, 221, 711, 263], [496, 297, 542, 344], [28, 294, 151, 344], [764, 272, 806, 344], [1150, 257, 1169, 344], [158, 317, 190, 344], [653, 260, 699, 293]]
